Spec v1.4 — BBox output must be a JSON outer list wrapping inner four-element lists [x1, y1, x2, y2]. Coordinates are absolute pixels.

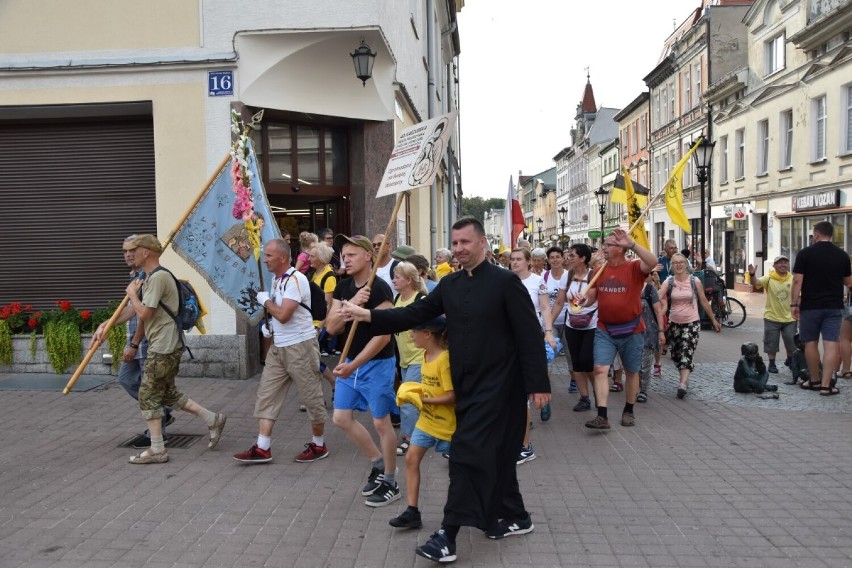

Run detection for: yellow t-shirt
[[416, 350, 455, 441], [395, 293, 426, 368], [435, 262, 452, 280], [758, 272, 795, 323], [311, 265, 337, 327]]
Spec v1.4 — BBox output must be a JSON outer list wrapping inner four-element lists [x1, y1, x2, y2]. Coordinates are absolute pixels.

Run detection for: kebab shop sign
[[792, 189, 840, 212]]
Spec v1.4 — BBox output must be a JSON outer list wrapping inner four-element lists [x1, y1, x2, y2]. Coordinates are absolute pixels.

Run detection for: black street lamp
[[594, 186, 609, 247], [351, 39, 377, 86], [536, 217, 544, 247], [558, 205, 568, 248], [692, 137, 715, 270]]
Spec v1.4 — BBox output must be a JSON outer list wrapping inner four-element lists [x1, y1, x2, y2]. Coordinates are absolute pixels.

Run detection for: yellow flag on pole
[[624, 168, 650, 250], [663, 139, 700, 233]]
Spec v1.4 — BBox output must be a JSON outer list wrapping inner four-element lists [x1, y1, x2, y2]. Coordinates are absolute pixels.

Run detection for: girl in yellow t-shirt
[[388, 316, 454, 530]]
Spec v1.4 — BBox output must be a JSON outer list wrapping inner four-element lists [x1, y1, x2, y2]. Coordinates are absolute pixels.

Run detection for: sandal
[[129, 449, 169, 464], [609, 382, 624, 392], [820, 386, 840, 396], [800, 380, 820, 390], [636, 392, 647, 403], [840, 371, 852, 379]]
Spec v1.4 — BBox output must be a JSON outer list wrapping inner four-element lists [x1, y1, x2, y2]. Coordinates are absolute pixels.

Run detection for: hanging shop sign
[[729, 205, 748, 220], [792, 189, 840, 212]]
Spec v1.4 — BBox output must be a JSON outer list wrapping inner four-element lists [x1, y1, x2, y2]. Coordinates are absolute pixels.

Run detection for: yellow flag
[[664, 139, 700, 232], [624, 168, 650, 250]]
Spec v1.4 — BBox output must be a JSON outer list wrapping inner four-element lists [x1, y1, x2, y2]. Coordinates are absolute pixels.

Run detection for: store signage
[[729, 205, 748, 220], [791, 189, 840, 212], [208, 71, 233, 96]]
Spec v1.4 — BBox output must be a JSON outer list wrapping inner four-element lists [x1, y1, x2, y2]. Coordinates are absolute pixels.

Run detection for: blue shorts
[[593, 328, 643, 373], [410, 426, 451, 453], [333, 357, 396, 418], [798, 308, 842, 343]]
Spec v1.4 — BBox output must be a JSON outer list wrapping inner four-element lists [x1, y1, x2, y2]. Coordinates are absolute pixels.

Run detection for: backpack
[[281, 270, 332, 321], [150, 267, 202, 358]]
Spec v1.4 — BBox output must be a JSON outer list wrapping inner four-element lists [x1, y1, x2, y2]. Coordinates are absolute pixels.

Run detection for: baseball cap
[[334, 234, 373, 255], [391, 245, 416, 261], [123, 234, 163, 253], [773, 255, 789, 264], [412, 315, 447, 333]]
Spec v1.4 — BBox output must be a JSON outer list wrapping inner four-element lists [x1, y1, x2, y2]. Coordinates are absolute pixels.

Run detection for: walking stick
[[336, 191, 409, 363], [62, 153, 233, 395]]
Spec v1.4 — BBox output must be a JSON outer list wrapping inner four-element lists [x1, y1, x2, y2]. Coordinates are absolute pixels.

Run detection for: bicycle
[[703, 271, 747, 328]]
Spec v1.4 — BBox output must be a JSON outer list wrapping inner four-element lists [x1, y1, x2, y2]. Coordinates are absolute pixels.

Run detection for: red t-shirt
[[592, 260, 647, 334]]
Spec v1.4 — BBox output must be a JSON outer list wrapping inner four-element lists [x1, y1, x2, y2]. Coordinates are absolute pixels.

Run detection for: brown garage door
[[0, 104, 156, 311]]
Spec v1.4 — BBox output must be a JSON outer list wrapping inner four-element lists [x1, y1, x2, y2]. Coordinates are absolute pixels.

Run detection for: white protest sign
[[376, 111, 458, 197]]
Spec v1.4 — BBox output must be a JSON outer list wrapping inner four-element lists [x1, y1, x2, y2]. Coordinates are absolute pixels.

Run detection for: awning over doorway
[[236, 29, 397, 121]]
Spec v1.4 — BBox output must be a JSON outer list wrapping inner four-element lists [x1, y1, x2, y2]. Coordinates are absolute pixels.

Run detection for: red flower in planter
[[80, 310, 92, 320], [27, 317, 38, 328], [57, 300, 73, 313]]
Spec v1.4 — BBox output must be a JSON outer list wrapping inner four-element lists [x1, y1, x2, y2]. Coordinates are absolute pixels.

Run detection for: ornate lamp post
[[692, 137, 716, 270], [536, 217, 544, 247], [558, 205, 568, 248], [594, 186, 609, 248], [351, 39, 377, 86]]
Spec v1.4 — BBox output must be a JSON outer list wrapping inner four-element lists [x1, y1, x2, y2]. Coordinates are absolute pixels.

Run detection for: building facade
[[707, 0, 852, 288], [0, 0, 463, 377]]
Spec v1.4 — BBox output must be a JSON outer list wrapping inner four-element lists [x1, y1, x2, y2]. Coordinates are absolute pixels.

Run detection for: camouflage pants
[[139, 350, 188, 420]]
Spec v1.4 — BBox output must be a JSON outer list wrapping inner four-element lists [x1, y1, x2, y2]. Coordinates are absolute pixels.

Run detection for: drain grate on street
[[119, 433, 203, 449]]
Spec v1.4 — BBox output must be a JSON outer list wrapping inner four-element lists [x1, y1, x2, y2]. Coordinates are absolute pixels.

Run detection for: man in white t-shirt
[[373, 233, 398, 290], [234, 238, 329, 464]]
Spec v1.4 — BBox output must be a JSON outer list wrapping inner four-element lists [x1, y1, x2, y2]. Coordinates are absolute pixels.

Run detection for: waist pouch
[[603, 316, 641, 339]]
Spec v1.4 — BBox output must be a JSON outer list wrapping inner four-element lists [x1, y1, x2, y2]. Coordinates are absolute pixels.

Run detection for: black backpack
[[281, 270, 332, 321]]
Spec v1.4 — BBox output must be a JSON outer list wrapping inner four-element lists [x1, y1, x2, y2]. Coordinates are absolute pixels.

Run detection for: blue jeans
[[399, 364, 422, 438], [593, 329, 644, 372], [118, 357, 172, 433]]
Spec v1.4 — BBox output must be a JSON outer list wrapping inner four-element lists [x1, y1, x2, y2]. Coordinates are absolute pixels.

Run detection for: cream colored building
[[706, 0, 852, 283], [0, 0, 463, 378]]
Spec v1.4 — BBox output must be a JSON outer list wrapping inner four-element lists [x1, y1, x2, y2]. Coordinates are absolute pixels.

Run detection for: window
[[669, 81, 676, 120], [757, 119, 769, 174], [655, 156, 662, 190], [694, 62, 702, 108], [631, 123, 637, 155], [640, 116, 647, 148], [720, 135, 729, 182], [684, 70, 691, 111], [844, 84, 852, 154], [765, 33, 786, 76], [812, 95, 827, 161], [660, 86, 667, 126], [264, 122, 348, 189], [735, 128, 745, 179], [780, 109, 793, 168], [684, 142, 695, 187]]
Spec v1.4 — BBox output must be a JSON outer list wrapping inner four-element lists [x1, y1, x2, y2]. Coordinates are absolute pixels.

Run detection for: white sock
[[257, 435, 272, 451], [312, 435, 324, 447], [150, 435, 165, 454], [198, 407, 216, 427]]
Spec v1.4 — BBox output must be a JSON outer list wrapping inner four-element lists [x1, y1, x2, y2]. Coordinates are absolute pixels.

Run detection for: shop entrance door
[[309, 197, 349, 235]]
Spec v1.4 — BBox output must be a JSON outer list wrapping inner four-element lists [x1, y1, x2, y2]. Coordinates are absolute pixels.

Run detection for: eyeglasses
[[672, 261, 687, 265], [372, 243, 382, 249], [604, 243, 621, 248]]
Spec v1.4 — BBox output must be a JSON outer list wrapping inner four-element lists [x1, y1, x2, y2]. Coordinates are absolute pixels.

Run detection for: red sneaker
[[233, 444, 272, 463], [295, 442, 329, 463]]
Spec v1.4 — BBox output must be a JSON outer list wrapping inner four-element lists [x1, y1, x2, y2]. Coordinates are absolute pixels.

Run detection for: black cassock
[[370, 260, 550, 529]]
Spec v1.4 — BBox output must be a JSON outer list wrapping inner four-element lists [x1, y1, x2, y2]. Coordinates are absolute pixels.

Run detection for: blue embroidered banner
[[171, 140, 280, 324]]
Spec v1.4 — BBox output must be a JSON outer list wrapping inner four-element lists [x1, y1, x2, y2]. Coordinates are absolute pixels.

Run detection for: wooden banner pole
[[63, 151, 234, 395], [337, 191, 409, 363]]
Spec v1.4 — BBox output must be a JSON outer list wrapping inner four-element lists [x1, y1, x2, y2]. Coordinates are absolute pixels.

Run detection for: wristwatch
[[129, 342, 139, 349]]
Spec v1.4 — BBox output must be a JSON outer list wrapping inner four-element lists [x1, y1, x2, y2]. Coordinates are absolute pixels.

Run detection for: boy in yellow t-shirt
[[389, 316, 454, 530]]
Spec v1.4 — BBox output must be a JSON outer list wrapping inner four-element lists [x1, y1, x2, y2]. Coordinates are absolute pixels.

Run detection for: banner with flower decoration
[[170, 113, 281, 324]]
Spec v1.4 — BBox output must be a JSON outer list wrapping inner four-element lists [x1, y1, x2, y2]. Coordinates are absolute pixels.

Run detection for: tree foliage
[[461, 196, 505, 223]]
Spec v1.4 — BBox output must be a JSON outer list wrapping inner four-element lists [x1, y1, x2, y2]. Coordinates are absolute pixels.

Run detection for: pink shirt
[[668, 276, 700, 324]]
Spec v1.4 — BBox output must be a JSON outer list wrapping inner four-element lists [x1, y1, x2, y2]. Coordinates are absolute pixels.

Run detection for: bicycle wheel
[[722, 297, 747, 328]]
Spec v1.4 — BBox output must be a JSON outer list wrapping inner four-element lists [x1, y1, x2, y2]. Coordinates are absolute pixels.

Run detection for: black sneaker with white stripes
[[485, 513, 534, 539], [364, 480, 401, 507], [361, 467, 383, 496], [415, 530, 457, 563]]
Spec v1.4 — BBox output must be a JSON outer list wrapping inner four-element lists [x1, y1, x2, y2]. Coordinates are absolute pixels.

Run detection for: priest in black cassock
[[340, 217, 551, 564]]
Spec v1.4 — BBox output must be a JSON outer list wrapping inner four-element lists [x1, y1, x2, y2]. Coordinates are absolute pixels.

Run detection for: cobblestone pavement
[[1, 290, 851, 568]]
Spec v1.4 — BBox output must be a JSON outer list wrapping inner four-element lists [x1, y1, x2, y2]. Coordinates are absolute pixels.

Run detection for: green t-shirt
[[141, 269, 180, 354]]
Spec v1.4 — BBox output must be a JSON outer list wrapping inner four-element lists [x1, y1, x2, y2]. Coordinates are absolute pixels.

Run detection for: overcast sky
[[456, 0, 702, 199]]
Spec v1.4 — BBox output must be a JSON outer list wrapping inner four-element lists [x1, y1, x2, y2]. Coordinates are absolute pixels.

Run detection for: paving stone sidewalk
[[1, 291, 851, 568]]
